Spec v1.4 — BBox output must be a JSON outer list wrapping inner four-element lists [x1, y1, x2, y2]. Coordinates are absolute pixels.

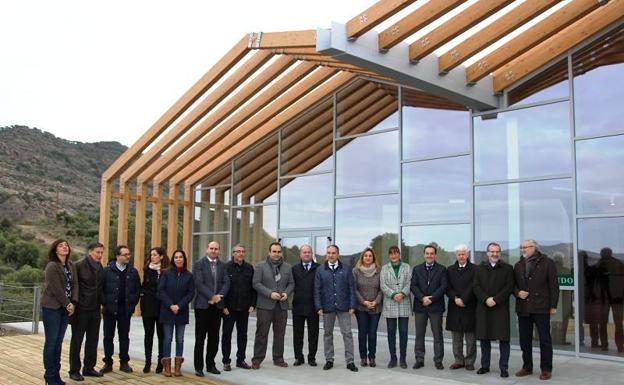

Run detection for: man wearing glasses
[[514, 240, 559, 380]]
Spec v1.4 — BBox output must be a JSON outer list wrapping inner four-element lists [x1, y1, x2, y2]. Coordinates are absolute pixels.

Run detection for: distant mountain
[[0, 125, 126, 222]]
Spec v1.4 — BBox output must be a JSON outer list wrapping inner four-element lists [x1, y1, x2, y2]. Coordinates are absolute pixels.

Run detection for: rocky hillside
[[0, 125, 126, 223]]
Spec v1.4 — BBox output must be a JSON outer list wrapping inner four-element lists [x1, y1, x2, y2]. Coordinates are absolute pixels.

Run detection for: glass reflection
[[576, 135, 624, 215], [401, 224, 470, 267], [232, 204, 277, 265], [474, 101, 571, 182], [578, 217, 624, 356], [508, 58, 569, 107], [193, 186, 230, 233], [234, 134, 278, 205], [402, 156, 471, 223], [335, 194, 398, 267], [192, 233, 230, 265], [474, 179, 572, 269], [336, 131, 399, 195], [279, 173, 332, 229], [402, 106, 469, 160]]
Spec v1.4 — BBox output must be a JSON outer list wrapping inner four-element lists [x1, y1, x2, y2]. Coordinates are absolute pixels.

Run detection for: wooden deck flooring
[[0, 334, 228, 385]]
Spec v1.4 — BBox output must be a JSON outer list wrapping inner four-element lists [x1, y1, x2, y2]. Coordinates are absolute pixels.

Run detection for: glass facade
[[189, 27, 624, 359]]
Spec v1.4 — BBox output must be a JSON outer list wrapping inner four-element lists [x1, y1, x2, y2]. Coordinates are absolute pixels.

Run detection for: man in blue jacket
[[411, 244, 447, 370], [314, 245, 358, 372]]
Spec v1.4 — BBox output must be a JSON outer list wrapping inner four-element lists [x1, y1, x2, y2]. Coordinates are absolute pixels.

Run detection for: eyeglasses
[[119, 253, 131, 257], [520, 246, 535, 250]]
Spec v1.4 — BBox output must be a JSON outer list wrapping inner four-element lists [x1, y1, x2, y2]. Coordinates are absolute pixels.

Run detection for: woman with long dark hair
[[158, 249, 195, 377], [42, 239, 79, 385], [140, 246, 169, 373]]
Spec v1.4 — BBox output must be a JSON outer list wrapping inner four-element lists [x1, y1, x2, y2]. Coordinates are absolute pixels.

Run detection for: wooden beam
[[379, 0, 466, 51], [167, 67, 340, 185], [133, 182, 147, 280], [121, 50, 275, 183], [493, 0, 624, 92], [98, 178, 112, 264], [182, 186, 192, 257], [185, 72, 358, 187], [116, 182, 130, 246], [150, 62, 319, 185], [346, 0, 418, 40], [408, 0, 514, 63], [167, 181, 179, 257], [271, 47, 323, 56], [438, 0, 561, 74], [101, 35, 250, 181], [151, 184, 163, 247], [250, 30, 316, 49], [466, 0, 602, 84]]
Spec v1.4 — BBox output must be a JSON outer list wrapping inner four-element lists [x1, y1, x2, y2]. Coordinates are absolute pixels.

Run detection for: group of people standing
[[40, 237, 560, 385]]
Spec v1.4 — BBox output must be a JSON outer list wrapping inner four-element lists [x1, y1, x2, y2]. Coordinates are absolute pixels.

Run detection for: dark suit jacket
[[514, 251, 559, 315], [445, 261, 476, 332], [193, 257, 230, 309], [292, 261, 318, 316], [74, 256, 103, 311], [410, 262, 447, 313]]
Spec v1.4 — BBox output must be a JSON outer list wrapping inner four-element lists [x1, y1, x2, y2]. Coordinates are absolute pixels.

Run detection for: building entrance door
[[278, 229, 332, 266]]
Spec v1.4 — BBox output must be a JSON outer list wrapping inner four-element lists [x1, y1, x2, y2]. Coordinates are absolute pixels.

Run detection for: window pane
[[508, 58, 569, 107], [578, 217, 624, 356], [336, 79, 398, 138], [335, 194, 398, 267], [576, 135, 624, 215], [234, 134, 278, 205], [474, 101, 571, 182], [193, 186, 230, 233], [474, 179, 573, 269], [402, 224, 470, 267], [402, 156, 471, 223], [192, 233, 230, 265], [281, 97, 333, 175], [232, 205, 277, 265], [402, 104, 469, 160], [195, 164, 230, 189], [279, 173, 332, 229], [573, 28, 624, 137], [336, 131, 399, 195]]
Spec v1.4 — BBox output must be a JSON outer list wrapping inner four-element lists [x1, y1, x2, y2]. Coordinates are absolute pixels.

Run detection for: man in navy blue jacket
[[314, 245, 358, 372], [411, 244, 447, 370]]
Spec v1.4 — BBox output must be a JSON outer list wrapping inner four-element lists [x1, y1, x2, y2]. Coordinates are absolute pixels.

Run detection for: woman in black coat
[[140, 246, 169, 373]]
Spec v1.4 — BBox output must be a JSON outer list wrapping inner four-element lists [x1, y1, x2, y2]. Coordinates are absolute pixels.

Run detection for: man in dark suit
[[411, 244, 447, 370], [291, 244, 319, 367], [474, 242, 514, 378], [193, 241, 230, 376], [68, 242, 105, 381], [221, 244, 256, 371], [446, 244, 476, 371], [514, 239, 559, 380]]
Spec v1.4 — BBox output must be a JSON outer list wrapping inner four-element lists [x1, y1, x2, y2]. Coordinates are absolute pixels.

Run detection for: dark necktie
[[304, 263, 309, 272]]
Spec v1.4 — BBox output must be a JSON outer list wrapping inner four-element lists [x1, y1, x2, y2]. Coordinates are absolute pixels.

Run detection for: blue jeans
[[42, 307, 68, 385], [355, 311, 380, 359], [386, 317, 409, 361], [163, 323, 186, 358]]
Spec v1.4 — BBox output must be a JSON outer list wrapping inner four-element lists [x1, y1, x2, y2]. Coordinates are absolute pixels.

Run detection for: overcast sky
[[0, 0, 374, 146]]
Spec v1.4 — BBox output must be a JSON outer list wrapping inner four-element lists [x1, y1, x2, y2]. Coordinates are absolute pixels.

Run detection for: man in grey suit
[[193, 241, 230, 377], [251, 242, 294, 369]]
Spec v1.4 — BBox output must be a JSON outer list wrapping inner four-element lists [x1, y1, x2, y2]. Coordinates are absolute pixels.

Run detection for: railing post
[[32, 286, 41, 334]]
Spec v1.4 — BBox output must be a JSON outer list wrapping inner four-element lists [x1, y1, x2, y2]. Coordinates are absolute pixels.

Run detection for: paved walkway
[[4, 315, 623, 385]]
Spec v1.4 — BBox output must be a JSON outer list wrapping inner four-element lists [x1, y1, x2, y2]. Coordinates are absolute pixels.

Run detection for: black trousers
[[292, 313, 319, 362], [102, 312, 131, 364], [194, 306, 222, 370], [221, 309, 250, 364], [142, 316, 163, 363], [69, 309, 101, 373], [480, 339, 510, 371], [519, 313, 553, 371]]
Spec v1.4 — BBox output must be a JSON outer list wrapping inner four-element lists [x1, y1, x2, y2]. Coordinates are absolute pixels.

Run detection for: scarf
[[359, 264, 377, 278], [269, 257, 282, 282], [149, 262, 161, 277]]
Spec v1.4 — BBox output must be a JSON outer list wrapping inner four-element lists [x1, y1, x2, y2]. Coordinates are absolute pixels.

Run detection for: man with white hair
[[445, 244, 477, 371]]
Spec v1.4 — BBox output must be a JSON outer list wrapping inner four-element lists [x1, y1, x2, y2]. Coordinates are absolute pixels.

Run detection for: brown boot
[[162, 358, 172, 377], [174, 357, 184, 377]]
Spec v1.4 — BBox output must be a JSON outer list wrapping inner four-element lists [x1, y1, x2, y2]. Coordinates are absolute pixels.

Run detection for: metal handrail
[[0, 283, 41, 334]]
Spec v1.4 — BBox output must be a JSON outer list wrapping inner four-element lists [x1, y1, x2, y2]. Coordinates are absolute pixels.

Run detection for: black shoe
[[309, 359, 317, 367], [155, 361, 163, 374], [207, 367, 221, 375], [119, 362, 133, 373], [323, 361, 333, 370], [412, 362, 424, 369], [100, 363, 113, 374], [400, 361, 407, 369], [142, 362, 151, 373], [195, 369, 205, 377], [501, 369, 509, 378], [347, 363, 359, 372], [223, 364, 232, 372], [435, 362, 444, 370], [477, 367, 490, 374], [388, 358, 397, 368], [68, 372, 84, 382], [59, 379, 66, 385], [82, 368, 103, 377], [293, 359, 304, 366]]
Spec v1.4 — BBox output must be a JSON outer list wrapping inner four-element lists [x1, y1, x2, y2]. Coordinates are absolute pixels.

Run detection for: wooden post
[[182, 186, 192, 261], [98, 178, 112, 264], [151, 183, 163, 247], [117, 180, 130, 246], [134, 181, 147, 280], [167, 181, 179, 257]]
